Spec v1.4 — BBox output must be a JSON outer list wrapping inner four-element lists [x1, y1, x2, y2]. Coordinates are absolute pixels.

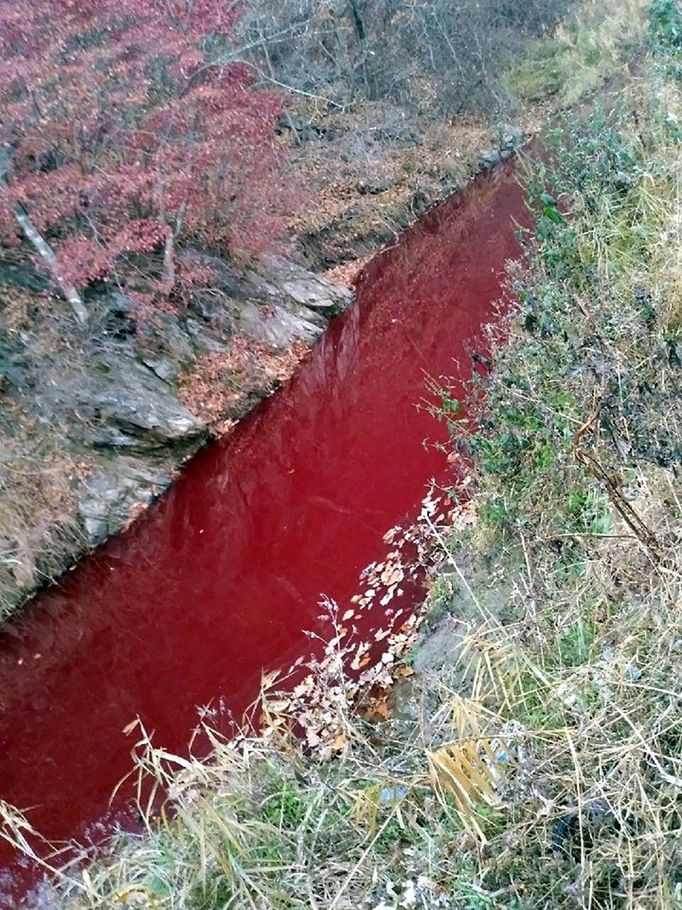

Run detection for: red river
[[0, 164, 526, 906]]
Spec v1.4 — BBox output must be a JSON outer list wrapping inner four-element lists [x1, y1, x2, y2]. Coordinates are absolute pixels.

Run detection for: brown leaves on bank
[[178, 338, 308, 434]]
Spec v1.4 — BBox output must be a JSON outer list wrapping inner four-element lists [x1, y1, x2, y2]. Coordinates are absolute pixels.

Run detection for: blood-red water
[[0, 164, 527, 905]]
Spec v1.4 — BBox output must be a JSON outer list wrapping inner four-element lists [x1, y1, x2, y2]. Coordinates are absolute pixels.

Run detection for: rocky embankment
[[0, 123, 526, 621], [0, 253, 351, 618], [295, 126, 526, 271]]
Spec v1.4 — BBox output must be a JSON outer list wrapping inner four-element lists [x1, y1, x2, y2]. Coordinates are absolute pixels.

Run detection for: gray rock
[[411, 189, 430, 218], [277, 113, 325, 141], [194, 250, 352, 315], [78, 457, 174, 547], [133, 313, 195, 381], [412, 616, 469, 674], [372, 125, 419, 145], [60, 353, 205, 451], [500, 125, 526, 150], [388, 677, 420, 722], [479, 148, 502, 170], [140, 354, 180, 384], [107, 290, 133, 315], [357, 177, 391, 196], [188, 294, 233, 336], [257, 255, 353, 315], [282, 278, 339, 309], [184, 318, 230, 356], [238, 300, 325, 350]]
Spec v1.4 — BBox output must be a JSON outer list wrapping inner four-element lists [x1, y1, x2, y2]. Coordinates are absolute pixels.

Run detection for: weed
[[508, 0, 649, 107], [10, 4, 682, 910], [649, 0, 682, 50]]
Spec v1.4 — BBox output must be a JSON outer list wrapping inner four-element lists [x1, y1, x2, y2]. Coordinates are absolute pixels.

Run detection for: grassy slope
[[0, 0, 643, 627], [15, 2, 682, 909]]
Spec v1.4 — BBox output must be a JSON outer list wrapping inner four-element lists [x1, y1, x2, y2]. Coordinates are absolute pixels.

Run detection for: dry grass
[[422, 19, 682, 902], [0, 427, 84, 619], [508, 0, 650, 107], [8, 5, 682, 910]]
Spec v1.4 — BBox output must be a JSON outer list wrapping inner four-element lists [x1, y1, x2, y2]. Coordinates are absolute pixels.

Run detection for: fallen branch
[[573, 403, 661, 562]]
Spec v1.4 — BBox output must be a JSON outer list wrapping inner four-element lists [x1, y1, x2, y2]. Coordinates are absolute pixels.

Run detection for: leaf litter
[[250, 482, 474, 761]]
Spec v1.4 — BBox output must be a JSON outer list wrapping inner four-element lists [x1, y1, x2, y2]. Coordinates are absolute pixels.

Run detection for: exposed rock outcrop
[[0, 252, 352, 617]]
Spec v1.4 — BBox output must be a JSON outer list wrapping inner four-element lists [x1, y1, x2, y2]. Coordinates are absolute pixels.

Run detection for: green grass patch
[[9, 5, 682, 910]]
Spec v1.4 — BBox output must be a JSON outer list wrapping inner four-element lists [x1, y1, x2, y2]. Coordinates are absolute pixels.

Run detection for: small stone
[[479, 148, 502, 170]]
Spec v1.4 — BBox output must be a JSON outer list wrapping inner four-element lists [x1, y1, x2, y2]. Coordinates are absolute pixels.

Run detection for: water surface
[[0, 164, 526, 903]]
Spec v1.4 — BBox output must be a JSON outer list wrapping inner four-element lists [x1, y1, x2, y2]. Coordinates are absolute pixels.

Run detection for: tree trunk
[[346, 0, 376, 100], [163, 230, 176, 290], [162, 202, 187, 290], [263, 42, 301, 145], [12, 204, 88, 324]]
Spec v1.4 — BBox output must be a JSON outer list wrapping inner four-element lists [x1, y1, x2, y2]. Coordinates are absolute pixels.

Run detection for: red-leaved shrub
[[0, 0, 289, 318]]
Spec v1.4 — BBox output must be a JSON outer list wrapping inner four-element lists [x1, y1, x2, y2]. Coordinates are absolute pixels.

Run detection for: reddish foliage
[[0, 0, 289, 309]]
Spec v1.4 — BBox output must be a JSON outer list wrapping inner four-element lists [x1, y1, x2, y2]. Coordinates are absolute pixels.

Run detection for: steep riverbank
[[0, 0, 642, 623], [0, 125, 522, 622], [0, 254, 351, 619], [32, 4, 682, 908]]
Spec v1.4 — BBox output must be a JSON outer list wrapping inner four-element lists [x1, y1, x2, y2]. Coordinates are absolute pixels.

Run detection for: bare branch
[[12, 204, 88, 325]]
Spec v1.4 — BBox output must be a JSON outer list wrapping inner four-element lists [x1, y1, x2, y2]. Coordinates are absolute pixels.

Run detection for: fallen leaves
[[178, 337, 309, 434], [253, 482, 471, 761], [380, 564, 404, 587]]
